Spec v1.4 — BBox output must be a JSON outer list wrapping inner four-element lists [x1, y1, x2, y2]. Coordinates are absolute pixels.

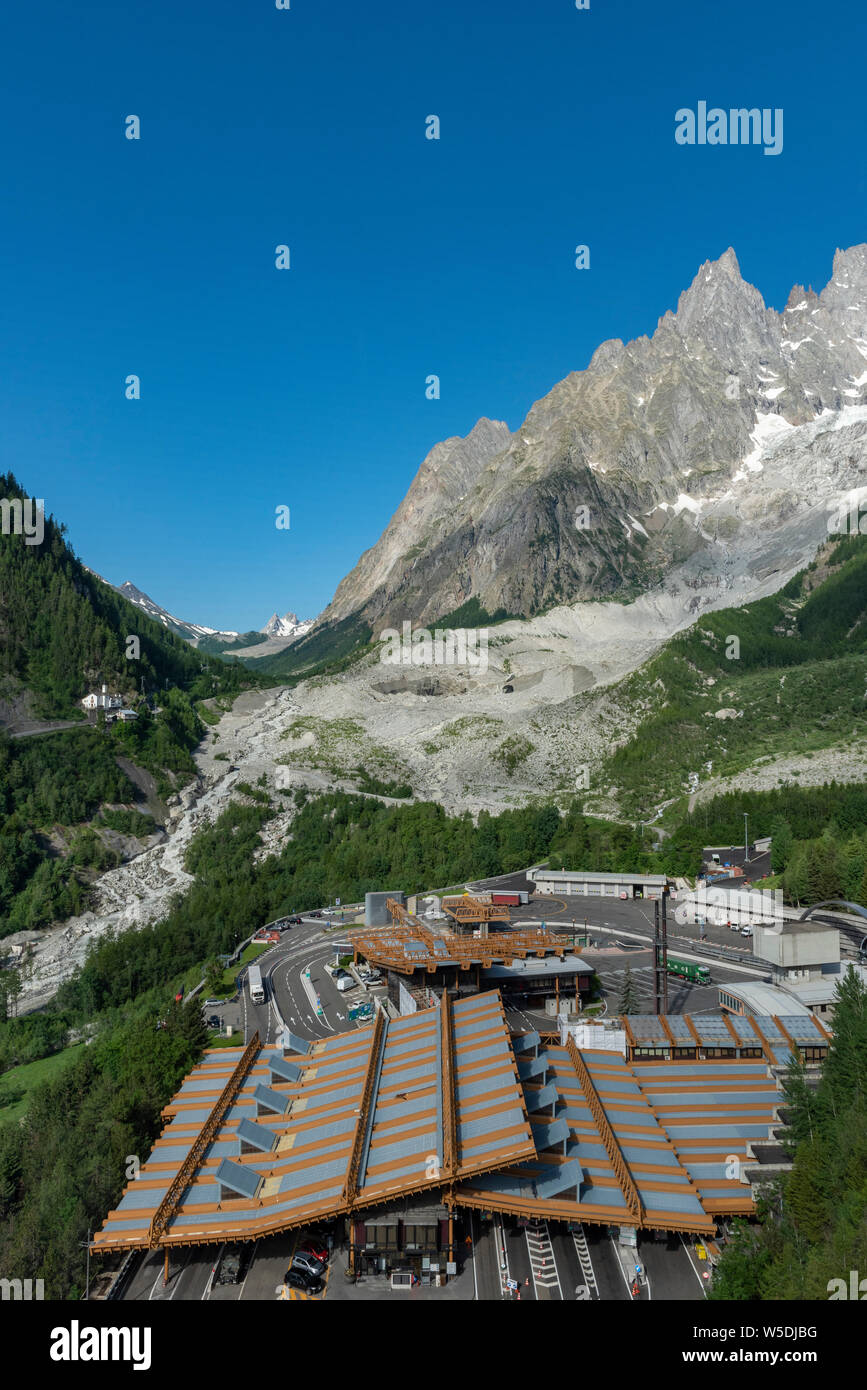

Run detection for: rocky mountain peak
[[318, 242, 867, 632]]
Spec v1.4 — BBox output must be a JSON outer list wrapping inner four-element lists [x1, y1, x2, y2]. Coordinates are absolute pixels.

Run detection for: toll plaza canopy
[[93, 993, 794, 1253], [93, 992, 535, 1253]]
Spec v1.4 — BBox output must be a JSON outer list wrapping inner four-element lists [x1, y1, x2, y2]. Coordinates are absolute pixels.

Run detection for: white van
[[336, 975, 354, 992]]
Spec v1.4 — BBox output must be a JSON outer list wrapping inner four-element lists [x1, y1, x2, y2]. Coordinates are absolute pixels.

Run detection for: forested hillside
[[0, 470, 252, 717], [1, 773, 867, 1294], [599, 535, 867, 819], [0, 473, 261, 934], [711, 968, 867, 1300]]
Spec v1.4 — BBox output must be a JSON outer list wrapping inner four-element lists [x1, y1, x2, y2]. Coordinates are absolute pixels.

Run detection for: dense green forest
[[554, 780, 867, 901], [600, 535, 867, 817], [0, 472, 252, 718], [710, 968, 867, 1299], [0, 689, 214, 937], [0, 472, 263, 935], [1, 774, 866, 1295], [0, 999, 207, 1299]]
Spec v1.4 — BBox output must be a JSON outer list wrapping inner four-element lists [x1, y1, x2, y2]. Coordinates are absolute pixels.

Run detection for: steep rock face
[[321, 245, 867, 631]]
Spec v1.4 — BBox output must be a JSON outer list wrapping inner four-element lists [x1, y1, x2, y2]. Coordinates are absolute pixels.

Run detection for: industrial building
[[527, 868, 669, 900], [719, 962, 864, 1024], [561, 1011, 830, 1066], [752, 920, 841, 982], [350, 898, 594, 1011], [92, 987, 827, 1270]]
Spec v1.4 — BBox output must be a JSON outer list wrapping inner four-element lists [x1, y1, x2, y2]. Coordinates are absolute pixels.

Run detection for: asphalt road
[[467, 1213, 705, 1303], [204, 912, 383, 1046]]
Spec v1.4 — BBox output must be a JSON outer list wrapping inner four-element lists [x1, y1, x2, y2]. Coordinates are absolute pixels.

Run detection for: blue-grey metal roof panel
[[512, 1031, 541, 1053], [278, 1030, 311, 1057], [117, 1187, 166, 1211], [517, 1055, 548, 1081], [459, 1108, 524, 1142], [605, 1109, 657, 1128], [533, 1118, 570, 1150], [457, 1073, 519, 1102], [639, 1188, 704, 1215], [456, 1042, 509, 1068], [364, 1131, 437, 1168], [215, 1159, 261, 1199], [278, 1157, 347, 1190], [665, 1123, 773, 1139], [293, 1115, 359, 1147], [253, 1083, 290, 1115], [535, 1158, 584, 1198], [621, 1144, 679, 1167], [237, 1117, 277, 1152], [269, 1056, 302, 1084], [525, 1082, 559, 1112]]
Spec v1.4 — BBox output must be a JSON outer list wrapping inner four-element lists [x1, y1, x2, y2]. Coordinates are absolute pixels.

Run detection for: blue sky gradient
[[1, 0, 864, 629]]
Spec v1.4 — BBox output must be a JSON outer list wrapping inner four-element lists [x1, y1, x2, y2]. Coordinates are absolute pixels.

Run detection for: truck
[[248, 964, 265, 1004], [666, 957, 711, 985], [491, 893, 520, 907]]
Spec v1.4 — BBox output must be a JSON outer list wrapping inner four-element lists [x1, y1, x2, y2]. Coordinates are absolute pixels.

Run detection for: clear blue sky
[[1, 0, 864, 630]]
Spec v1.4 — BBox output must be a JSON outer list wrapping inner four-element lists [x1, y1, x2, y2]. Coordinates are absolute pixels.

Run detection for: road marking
[[525, 1220, 562, 1299], [571, 1224, 599, 1300], [469, 1213, 479, 1302], [611, 1237, 636, 1297], [680, 1235, 710, 1296], [496, 1217, 513, 1298]]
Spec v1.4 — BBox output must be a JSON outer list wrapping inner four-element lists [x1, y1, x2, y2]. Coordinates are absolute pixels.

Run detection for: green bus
[[666, 957, 711, 985]]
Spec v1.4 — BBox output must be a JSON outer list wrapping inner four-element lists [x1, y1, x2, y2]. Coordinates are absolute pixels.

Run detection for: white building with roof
[[528, 868, 669, 900], [81, 684, 123, 711]]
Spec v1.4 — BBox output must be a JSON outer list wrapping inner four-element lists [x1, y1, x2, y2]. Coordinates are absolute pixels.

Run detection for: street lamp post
[[80, 1228, 91, 1301], [744, 813, 749, 865]]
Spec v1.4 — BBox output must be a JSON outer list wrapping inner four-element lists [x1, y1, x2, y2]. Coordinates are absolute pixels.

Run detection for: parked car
[[204, 998, 225, 1007], [287, 916, 302, 925], [291, 1250, 327, 1278], [216, 1247, 243, 1285], [298, 1239, 329, 1265], [336, 975, 354, 993], [740, 925, 754, 937], [284, 1268, 322, 1294], [207, 1015, 220, 1028], [308, 910, 324, 919]]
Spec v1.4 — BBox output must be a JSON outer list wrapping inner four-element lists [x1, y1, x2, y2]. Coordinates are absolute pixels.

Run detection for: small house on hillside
[[82, 684, 123, 711]]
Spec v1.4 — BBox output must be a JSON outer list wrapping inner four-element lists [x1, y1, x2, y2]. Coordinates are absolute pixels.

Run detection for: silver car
[[292, 1251, 327, 1279]]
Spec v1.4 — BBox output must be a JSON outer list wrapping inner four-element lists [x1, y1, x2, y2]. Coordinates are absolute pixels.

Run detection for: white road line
[[203, 1245, 225, 1301], [611, 1237, 635, 1297], [571, 1224, 599, 1299], [680, 1235, 710, 1295], [236, 1243, 258, 1302], [525, 1220, 562, 1299], [469, 1213, 479, 1302], [496, 1217, 512, 1298]]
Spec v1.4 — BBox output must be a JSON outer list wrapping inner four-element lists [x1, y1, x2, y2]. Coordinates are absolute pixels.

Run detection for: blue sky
[[1, 0, 864, 630]]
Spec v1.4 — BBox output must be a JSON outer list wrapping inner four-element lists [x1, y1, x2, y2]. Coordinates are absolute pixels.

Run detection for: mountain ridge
[[318, 243, 867, 634]]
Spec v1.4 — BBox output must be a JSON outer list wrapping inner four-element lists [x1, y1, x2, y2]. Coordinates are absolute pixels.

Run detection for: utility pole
[[744, 813, 750, 865], [80, 1228, 92, 1300]]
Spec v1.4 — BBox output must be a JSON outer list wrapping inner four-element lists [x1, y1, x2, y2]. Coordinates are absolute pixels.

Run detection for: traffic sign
[[506, 1278, 518, 1291]]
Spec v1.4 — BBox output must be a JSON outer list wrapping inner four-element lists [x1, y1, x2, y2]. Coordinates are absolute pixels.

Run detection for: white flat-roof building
[[754, 921, 841, 981], [81, 684, 122, 711], [528, 868, 669, 900], [676, 885, 789, 928]]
